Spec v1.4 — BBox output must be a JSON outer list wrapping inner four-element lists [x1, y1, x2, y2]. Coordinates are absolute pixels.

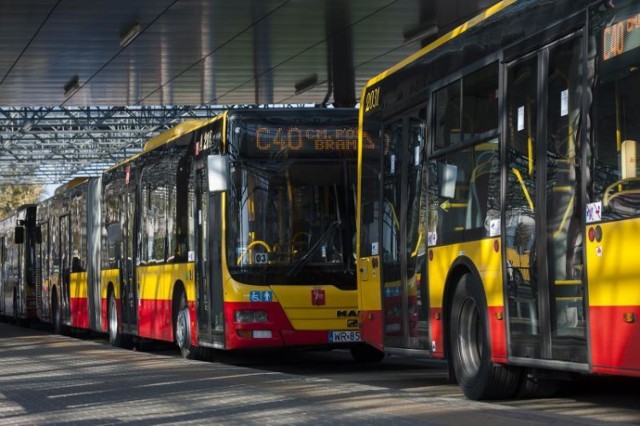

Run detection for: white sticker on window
[[517, 106, 525, 131], [415, 146, 420, 166], [188, 251, 195, 262], [561, 89, 569, 117], [489, 219, 501, 237], [371, 242, 379, 256], [586, 201, 602, 223], [428, 232, 437, 246], [390, 154, 396, 175]]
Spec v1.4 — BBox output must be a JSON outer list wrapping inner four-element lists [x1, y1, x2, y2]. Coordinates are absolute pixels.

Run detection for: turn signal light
[[588, 227, 596, 242], [236, 330, 273, 339]]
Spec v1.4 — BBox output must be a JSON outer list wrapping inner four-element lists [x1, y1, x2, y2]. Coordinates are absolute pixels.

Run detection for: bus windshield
[[593, 3, 640, 220], [226, 158, 356, 287]]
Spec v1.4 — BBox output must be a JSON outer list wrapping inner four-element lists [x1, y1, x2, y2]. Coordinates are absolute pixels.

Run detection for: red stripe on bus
[[100, 297, 108, 332], [590, 305, 640, 373], [138, 299, 173, 341], [430, 308, 444, 358], [69, 297, 89, 329], [223, 301, 290, 350], [488, 306, 507, 362], [137, 299, 197, 346], [360, 309, 383, 351]]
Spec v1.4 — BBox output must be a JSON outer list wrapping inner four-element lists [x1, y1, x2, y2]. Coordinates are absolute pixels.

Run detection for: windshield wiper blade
[[287, 220, 340, 278]]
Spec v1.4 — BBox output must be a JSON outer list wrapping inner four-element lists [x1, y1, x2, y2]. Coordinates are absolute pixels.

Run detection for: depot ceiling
[[0, 0, 496, 183]]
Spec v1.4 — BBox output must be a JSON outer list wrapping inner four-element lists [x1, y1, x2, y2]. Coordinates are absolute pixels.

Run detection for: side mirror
[[208, 155, 228, 193], [14, 226, 24, 245], [438, 163, 458, 199]]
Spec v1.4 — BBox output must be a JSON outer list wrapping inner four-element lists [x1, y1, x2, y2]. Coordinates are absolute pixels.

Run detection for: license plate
[[328, 330, 361, 343]]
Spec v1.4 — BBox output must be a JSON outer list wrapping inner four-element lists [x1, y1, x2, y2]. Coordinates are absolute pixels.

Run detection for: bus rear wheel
[[449, 273, 521, 400], [175, 291, 197, 360], [108, 292, 131, 348]]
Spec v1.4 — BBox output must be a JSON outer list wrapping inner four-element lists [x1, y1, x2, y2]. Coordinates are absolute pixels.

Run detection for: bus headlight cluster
[[234, 310, 268, 323]]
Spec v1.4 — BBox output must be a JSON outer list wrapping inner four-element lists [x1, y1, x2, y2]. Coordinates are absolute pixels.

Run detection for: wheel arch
[[106, 281, 116, 300], [171, 280, 187, 326], [50, 284, 59, 308], [442, 256, 487, 361]]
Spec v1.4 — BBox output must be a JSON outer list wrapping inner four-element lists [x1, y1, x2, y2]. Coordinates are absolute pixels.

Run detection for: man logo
[[336, 310, 359, 318]]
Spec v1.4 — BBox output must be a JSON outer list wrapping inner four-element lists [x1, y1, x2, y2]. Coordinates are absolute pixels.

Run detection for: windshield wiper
[[287, 219, 340, 278]]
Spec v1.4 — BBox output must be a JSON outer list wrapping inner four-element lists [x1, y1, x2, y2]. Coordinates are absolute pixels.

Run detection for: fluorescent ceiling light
[[64, 75, 80, 97], [295, 74, 318, 95], [403, 22, 438, 45], [120, 23, 141, 47]]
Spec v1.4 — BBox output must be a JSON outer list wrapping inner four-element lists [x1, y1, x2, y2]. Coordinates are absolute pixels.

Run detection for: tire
[[350, 343, 385, 363], [449, 273, 521, 400], [175, 291, 197, 360], [108, 292, 132, 349], [517, 372, 559, 399]]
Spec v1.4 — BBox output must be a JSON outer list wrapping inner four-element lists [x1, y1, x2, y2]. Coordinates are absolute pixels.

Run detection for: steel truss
[[0, 105, 224, 184]]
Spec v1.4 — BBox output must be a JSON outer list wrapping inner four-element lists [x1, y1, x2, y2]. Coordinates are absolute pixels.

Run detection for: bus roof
[[143, 119, 209, 152], [363, 0, 517, 91], [105, 114, 225, 173], [54, 176, 90, 195]]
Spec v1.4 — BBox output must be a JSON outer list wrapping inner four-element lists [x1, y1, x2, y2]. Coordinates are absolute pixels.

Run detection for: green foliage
[[0, 184, 43, 220]]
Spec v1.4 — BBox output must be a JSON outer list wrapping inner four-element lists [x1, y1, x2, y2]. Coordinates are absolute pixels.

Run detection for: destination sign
[[239, 124, 373, 157], [602, 11, 640, 61]]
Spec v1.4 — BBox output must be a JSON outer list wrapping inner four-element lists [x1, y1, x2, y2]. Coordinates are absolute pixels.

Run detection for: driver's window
[[595, 69, 640, 220]]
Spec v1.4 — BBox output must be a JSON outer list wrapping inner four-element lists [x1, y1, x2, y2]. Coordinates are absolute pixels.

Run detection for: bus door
[[380, 109, 429, 351], [59, 214, 71, 323], [122, 189, 138, 332], [195, 165, 225, 348], [505, 33, 587, 364]]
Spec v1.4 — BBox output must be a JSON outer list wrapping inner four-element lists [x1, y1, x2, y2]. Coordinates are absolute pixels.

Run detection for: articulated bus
[[35, 177, 101, 335], [357, 0, 640, 399], [3, 108, 374, 360], [0, 205, 38, 325]]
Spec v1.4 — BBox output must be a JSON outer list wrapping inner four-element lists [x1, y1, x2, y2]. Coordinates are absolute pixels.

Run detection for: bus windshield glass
[[593, 3, 640, 220], [225, 112, 358, 287]]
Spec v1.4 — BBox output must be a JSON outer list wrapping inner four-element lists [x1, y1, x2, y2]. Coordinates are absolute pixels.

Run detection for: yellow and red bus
[[0, 205, 39, 325], [32, 108, 372, 360], [357, 0, 640, 399]]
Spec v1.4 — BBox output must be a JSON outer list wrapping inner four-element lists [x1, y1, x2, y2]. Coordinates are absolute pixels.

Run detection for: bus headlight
[[234, 310, 268, 323]]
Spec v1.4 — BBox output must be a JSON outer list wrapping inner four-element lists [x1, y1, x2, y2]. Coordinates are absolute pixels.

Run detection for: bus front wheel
[[350, 343, 385, 363], [449, 273, 521, 400]]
